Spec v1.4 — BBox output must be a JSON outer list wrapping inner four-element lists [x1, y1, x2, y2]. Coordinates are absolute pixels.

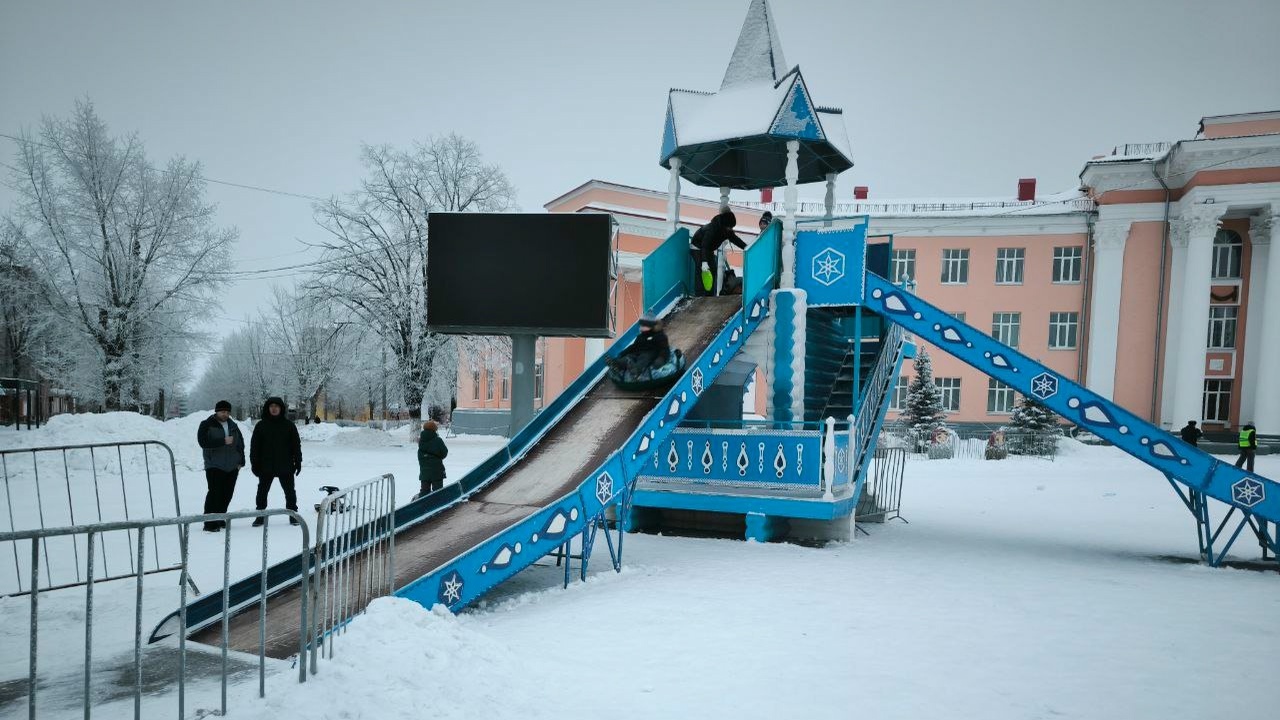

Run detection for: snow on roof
[[720, 0, 791, 90], [817, 107, 852, 162], [740, 188, 1093, 218], [1085, 142, 1173, 164], [670, 79, 793, 146]]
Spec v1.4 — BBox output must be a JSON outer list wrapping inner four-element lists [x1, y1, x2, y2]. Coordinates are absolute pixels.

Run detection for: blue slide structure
[[861, 271, 1280, 559]]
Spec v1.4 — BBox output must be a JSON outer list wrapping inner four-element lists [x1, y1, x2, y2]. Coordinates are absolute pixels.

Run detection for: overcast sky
[[3, 0, 1279, 357]]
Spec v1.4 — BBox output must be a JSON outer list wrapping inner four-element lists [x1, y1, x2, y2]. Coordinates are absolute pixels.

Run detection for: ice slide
[[861, 272, 1280, 526], [152, 292, 770, 658]]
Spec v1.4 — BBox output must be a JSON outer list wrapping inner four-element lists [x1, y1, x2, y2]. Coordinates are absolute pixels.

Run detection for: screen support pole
[[510, 334, 537, 436]]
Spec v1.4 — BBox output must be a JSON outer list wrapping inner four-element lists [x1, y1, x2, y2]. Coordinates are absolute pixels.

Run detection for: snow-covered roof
[[740, 188, 1094, 218], [720, 0, 791, 90]]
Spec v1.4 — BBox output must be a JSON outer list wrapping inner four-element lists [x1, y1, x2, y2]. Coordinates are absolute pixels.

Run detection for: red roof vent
[[853, 186, 869, 200], [760, 187, 773, 203], [1017, 178, 1036, 202]]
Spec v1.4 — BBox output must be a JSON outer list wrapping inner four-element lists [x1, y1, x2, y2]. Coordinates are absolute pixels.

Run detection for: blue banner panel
[[795, 221, 868, 306], [638, 428, 822, 490]]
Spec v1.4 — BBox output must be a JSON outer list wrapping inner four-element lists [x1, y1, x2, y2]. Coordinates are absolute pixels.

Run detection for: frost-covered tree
[[259, 286, 358, 422], [189, 325, 276, 418], [309, 135, 516, 417], [1006, 395, 1059, 455], [5, 100, 234, 409], [903, 347, 947, 442]]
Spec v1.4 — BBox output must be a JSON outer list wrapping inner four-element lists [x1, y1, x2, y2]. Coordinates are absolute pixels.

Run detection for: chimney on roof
[[853, 185, 869, 200], [761, 187, 773, 203], [1017, 178, 1036, 202]]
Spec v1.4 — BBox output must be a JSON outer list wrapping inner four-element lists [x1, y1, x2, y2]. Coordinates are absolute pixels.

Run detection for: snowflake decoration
[[691, 367, 705, 396], [595, 472, 614, 506], [438, 570, 464, 605], [1030, 372, 1059, 401], [811, 248, 846, 287], [1231, 478, 1265, 508]]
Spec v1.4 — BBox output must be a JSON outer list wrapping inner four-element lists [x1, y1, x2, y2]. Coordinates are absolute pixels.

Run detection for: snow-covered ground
[[2, 418, 1278, 719]]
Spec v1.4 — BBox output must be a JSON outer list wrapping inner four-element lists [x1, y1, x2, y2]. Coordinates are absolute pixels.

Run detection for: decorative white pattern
[[773, 444, 787, 478], [1030, 372, 1059, 400], [1232, 478, 1265, 508], [701, 442, 714, 474], [811, 247, 846, 286], [595, 472, 615, 505]]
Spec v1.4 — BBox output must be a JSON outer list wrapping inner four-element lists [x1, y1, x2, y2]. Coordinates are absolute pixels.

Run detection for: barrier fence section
[[2, 509, 310, 720], [856, 446, 908, 524], [1, 441, 183, 596], [309, 473, 396, 669]]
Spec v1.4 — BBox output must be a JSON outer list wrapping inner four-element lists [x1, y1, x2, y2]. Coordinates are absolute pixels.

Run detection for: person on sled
[[608, 315, 670, 378]]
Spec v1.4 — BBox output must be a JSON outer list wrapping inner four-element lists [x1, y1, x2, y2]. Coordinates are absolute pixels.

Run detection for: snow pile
[[331, 427, 405, 449], [0, 411, 221, 471], [232, 598, 557, 720], [297, 422, 343, 443]]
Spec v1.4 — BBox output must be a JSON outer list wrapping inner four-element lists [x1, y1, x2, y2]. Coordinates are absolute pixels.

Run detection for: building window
[[1207, 306, 1238, 349], [889, 375, 909, 411], [471, 369, 480, 401], [534, 362, 544, 401], [950, 311, 966, 323], [1048, 311, 1079, 350], [940, 249, 969, 284], [501, 368, 510, 401], [995, 248, 1025, 285], [1203, 379, 1232, 423], [891, 249, 916, 285], [1053, 246, 1082, 284], [1211, 229, 1242, 280], [485, 369, 494, 401], [991, 312, 1021, 348], [987, 379, 1016, 414], [936, 378, 961, 412]]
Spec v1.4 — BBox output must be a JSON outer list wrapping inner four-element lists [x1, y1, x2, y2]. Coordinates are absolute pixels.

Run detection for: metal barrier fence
[[2, 509, 310, 720], [887, 429, 1060, 461], [1, 441, 183, 595], [856, 446, 908, 524], [309, 474, 396, 669]]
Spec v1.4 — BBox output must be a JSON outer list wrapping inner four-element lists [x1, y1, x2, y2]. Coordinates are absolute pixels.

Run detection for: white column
[[1159, 222, 1188, 428], [1170, 205, 1222, 427], [719, 186, 730, 212], [1252, 205, 1280, 433], [666, 157, 682, 237], [780, 140, 800, 288], [823, 172, 836, 228], [1086, 220, 1130, 401], [1240, 213, 1271, 425]]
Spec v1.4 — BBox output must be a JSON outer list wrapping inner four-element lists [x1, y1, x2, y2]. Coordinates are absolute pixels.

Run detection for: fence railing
[[1, 441, 183, 595], [737, 198, 1096, 216], [848, 323, 906, 484], [309, 474, 396, 669], [2, 509, 310, 720], [856, 446, 907, 524], [885, 429, 1060, 461]]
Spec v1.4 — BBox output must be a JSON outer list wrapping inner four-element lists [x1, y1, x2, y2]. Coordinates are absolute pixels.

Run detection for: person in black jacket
[[1179, 420, 1203, 446], [249, 397, 302, 526], [691, 209, 747, 295], [417, 420, 449, 496], [609, 315, 670, 377], [196, 400, 245, 532]]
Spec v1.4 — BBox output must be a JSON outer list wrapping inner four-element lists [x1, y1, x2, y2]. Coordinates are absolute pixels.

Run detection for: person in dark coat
[[249, 397, 302, 526], [417, 420, 449, 496], [758, 210, 774, 233], [690, 209, 747, 295], [1179, 420, 1203, 446], [1235, 422, 1258, 472], [196, 400, 245, 532], [609, 315, 670, 376]]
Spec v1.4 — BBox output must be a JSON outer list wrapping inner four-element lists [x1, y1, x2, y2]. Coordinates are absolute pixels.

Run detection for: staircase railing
[[847, 323, 906, 491]]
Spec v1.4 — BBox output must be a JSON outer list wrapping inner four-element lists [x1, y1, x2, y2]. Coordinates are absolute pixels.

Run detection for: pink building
[[452, 111, 1280, 437]]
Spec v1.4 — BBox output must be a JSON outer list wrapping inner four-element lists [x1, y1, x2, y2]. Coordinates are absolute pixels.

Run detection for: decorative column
[[769, 139, 806, 422], [719, 186, 730, 212], [1252, 205, 1280, 434], [1170, 205, 1222, 427], [1240, 213, 1271, 425], [1085, 220, 1130, 401], [1159, 221, 1189, 428], [666, 157, 682, 238], [823, 172, 836, 228]]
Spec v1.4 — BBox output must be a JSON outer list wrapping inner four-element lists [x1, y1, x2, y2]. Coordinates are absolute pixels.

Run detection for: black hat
[[215, 400, 232, 412]]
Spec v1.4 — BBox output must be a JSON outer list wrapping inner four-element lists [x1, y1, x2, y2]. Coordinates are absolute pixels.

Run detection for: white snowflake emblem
[[1030, 372, 1058, 401], [439, 571, 464, 605], [811, 248, 846, 287], [595, 472, 615, 506], [1231, 478, 1265, 508], [691, 367, 705, 396]]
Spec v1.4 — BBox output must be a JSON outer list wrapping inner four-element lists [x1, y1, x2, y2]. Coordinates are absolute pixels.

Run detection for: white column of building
[[1240, 213, 1271, 425], [1159, 222, 1188, 428], [823, 172, 836, 228], [780, 140, 800, 288], [1085, 220, 1130, 401], [1251, 204, 1280, 433], [719, 186, 730, 212], [1170, 205, 1223, 427], [666, 158, 682, 237]]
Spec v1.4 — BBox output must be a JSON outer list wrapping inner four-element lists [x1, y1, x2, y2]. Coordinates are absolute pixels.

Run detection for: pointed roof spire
[[720, 0, 790, 90]]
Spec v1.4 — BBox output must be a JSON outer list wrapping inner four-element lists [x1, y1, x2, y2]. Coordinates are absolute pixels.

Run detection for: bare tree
[[5, 100, 235, 409], [259, 286, 357, 421], [309, 135, 516, 416]]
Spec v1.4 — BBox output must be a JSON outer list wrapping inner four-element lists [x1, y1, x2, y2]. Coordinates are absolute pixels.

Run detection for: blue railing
[[743, 220, 780, 310], [642, 227, 693, 312]]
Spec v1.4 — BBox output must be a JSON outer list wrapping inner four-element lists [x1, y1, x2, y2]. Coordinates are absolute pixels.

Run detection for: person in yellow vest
[[1234, 422, 1257, 473]]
